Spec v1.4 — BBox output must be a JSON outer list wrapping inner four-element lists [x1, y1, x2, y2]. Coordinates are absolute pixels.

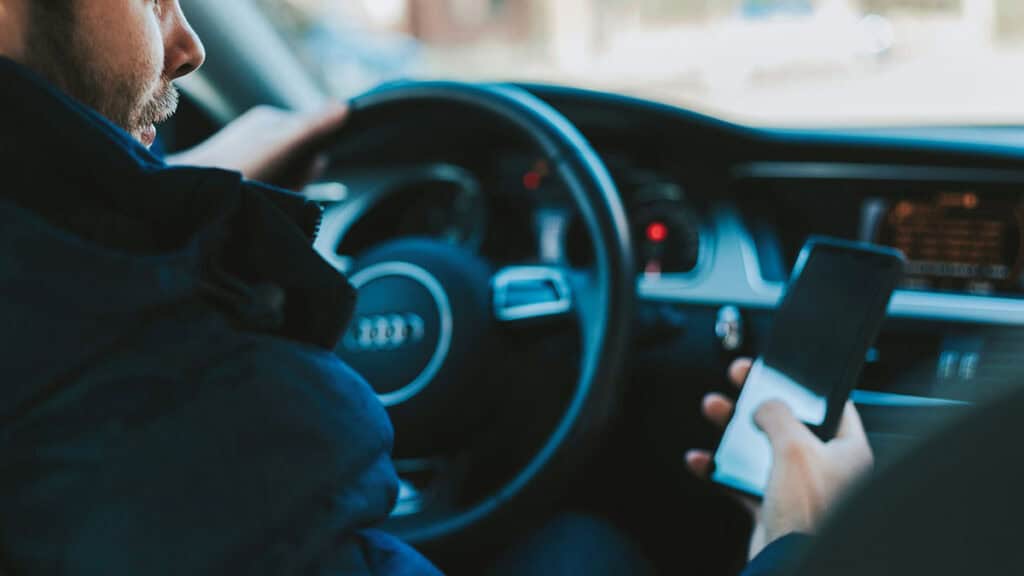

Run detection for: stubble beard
[[24, 2, 180, 144]]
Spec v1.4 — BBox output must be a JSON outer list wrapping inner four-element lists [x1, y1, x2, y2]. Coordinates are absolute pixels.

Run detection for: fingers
[[304, 153, 331, 185], [756, 400, 869, 460], [272, 106, 349, 190], [686, 450, 761, 517], [701, 358, 750, 428], [687, 358, 755, 482], [699, 358, 751, 429], [754, 400, 816, 449], [275, 104, 350, 163], [728, 357, 753, 389], [298, 104, 349, 150], [835, 399, 868, 444], [702, 393, 735, 429], [685, 449, 713, 479]]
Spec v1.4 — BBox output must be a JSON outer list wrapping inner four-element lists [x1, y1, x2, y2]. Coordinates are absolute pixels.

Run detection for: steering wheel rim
[[335, 81, 635, 545]]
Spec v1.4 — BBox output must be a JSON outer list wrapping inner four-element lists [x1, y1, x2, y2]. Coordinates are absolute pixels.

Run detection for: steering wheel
[[314, 82, 634, 547]]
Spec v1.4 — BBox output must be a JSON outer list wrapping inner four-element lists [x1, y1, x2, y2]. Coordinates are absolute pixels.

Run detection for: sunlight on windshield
[[257, 0, 1024, 127]]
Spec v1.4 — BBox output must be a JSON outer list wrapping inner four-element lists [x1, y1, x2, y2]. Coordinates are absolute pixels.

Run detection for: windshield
[[255, 0, 1024, 127]]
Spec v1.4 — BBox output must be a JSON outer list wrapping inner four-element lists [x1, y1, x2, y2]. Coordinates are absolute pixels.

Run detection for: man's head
[[0, 0, 205, 147]]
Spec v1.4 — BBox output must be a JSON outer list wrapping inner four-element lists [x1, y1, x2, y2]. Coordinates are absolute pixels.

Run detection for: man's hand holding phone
[[685, 358, 875, 559]]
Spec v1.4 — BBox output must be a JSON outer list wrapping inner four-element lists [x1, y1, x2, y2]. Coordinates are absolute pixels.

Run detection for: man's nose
[[164, 3, 206, 80]]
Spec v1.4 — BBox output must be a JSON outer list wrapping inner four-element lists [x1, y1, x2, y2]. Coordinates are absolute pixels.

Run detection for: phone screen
[[712, 238, 904, 497]]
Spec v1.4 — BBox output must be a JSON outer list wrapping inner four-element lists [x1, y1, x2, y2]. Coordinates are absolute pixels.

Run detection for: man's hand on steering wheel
[[168, 104, 349, 191], [685, 358, 875, 559]]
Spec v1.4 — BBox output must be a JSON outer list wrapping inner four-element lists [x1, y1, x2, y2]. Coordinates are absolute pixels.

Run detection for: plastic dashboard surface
[[513, 86, 1024, 434], [517, 85, 1024, 328]]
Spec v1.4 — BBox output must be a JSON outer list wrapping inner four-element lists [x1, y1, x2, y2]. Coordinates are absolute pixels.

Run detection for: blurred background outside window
[[254, 0, 1024, 126]]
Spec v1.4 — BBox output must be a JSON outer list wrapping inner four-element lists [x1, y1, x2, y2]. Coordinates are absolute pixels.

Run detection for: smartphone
[[711, 237, 904, 498]]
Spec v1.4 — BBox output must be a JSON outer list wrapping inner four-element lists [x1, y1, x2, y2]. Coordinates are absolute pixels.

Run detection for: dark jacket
[[0, 58, 440, 575], [743, 534, 808, 576]]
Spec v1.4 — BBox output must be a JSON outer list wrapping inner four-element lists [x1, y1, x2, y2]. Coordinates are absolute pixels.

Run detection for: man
[[0, 0, 867, 574], [0, 1, 439, 574], [3, 0, 349, 188]]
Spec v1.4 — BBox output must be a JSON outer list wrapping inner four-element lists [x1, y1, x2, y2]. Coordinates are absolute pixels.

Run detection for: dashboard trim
[[850, 390, 969, 408], [733, 161, 1024, 184], [639, 204, 1024, 326]]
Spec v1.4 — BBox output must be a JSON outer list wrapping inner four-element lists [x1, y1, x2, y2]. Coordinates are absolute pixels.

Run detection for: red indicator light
[[646, 221, 668, 243], [523, 171, 542, 191], [963, 192, 979, 210]]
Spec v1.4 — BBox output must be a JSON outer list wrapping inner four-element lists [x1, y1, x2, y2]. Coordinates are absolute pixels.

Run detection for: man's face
[[0, 0, 205, 147]]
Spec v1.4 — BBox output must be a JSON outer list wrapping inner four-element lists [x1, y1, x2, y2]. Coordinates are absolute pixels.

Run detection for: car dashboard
[[311, 84, 1024, 426], [554, 88, 1024, 414]]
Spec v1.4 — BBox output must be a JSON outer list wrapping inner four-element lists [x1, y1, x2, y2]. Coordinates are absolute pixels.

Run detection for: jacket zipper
[[305, 201, 325, 244]]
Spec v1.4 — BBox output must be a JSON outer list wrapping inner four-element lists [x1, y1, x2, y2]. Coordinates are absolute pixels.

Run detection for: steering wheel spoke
[[492, 266, 574, 323], [566, 269, 603, 338]]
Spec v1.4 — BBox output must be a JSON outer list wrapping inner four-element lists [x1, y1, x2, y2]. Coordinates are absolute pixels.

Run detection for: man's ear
[[0, 0, 29, 60]]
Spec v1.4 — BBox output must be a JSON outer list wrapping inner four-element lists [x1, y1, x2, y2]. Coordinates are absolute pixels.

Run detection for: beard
[[24, 2, 179, 145]]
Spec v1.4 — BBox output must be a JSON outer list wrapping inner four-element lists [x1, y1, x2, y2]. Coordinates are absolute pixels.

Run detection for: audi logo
[[344, 314, 426, 351]]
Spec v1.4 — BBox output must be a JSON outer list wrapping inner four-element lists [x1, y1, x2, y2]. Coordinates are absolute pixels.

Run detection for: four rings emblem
[[345, 314, 426, 351]]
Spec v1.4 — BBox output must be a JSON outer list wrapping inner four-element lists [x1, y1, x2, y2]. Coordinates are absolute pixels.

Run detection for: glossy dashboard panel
[[734, 163, 1024, 298], [638, 161, 1024, 326]]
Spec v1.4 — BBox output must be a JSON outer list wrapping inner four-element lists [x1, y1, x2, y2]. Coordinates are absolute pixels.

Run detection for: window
[[257, 0, 1024, 127]]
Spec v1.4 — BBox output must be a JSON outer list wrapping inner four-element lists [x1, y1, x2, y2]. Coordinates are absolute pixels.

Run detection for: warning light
[[522, 159, 550, 191], [646, 221, 669, 243], [523, 171, 542, 191]]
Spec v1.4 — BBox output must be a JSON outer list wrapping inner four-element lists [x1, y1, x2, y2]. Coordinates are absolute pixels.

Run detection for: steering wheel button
[[505, 280, 560, 308]]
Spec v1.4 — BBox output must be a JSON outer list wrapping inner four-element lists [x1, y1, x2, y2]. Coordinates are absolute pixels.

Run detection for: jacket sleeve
[[235, 339, 443, 575], [354, 531, 445, 576], [0, 325, 441, 576], [741, 534, 811, 576], [215, 337, 443, 576]]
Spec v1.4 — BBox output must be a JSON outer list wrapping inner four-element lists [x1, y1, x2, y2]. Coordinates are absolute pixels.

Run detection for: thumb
[[834, 401, 869, 443], [298, 104, 350, 150], [754, 400, 816, 449]]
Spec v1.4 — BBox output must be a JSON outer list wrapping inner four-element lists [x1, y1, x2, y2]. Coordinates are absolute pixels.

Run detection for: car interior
[[155, 1, 1024, 574]]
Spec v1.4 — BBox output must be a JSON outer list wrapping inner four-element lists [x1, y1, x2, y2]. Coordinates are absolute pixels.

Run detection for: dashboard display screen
[[866, 192, 1024, 295]]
